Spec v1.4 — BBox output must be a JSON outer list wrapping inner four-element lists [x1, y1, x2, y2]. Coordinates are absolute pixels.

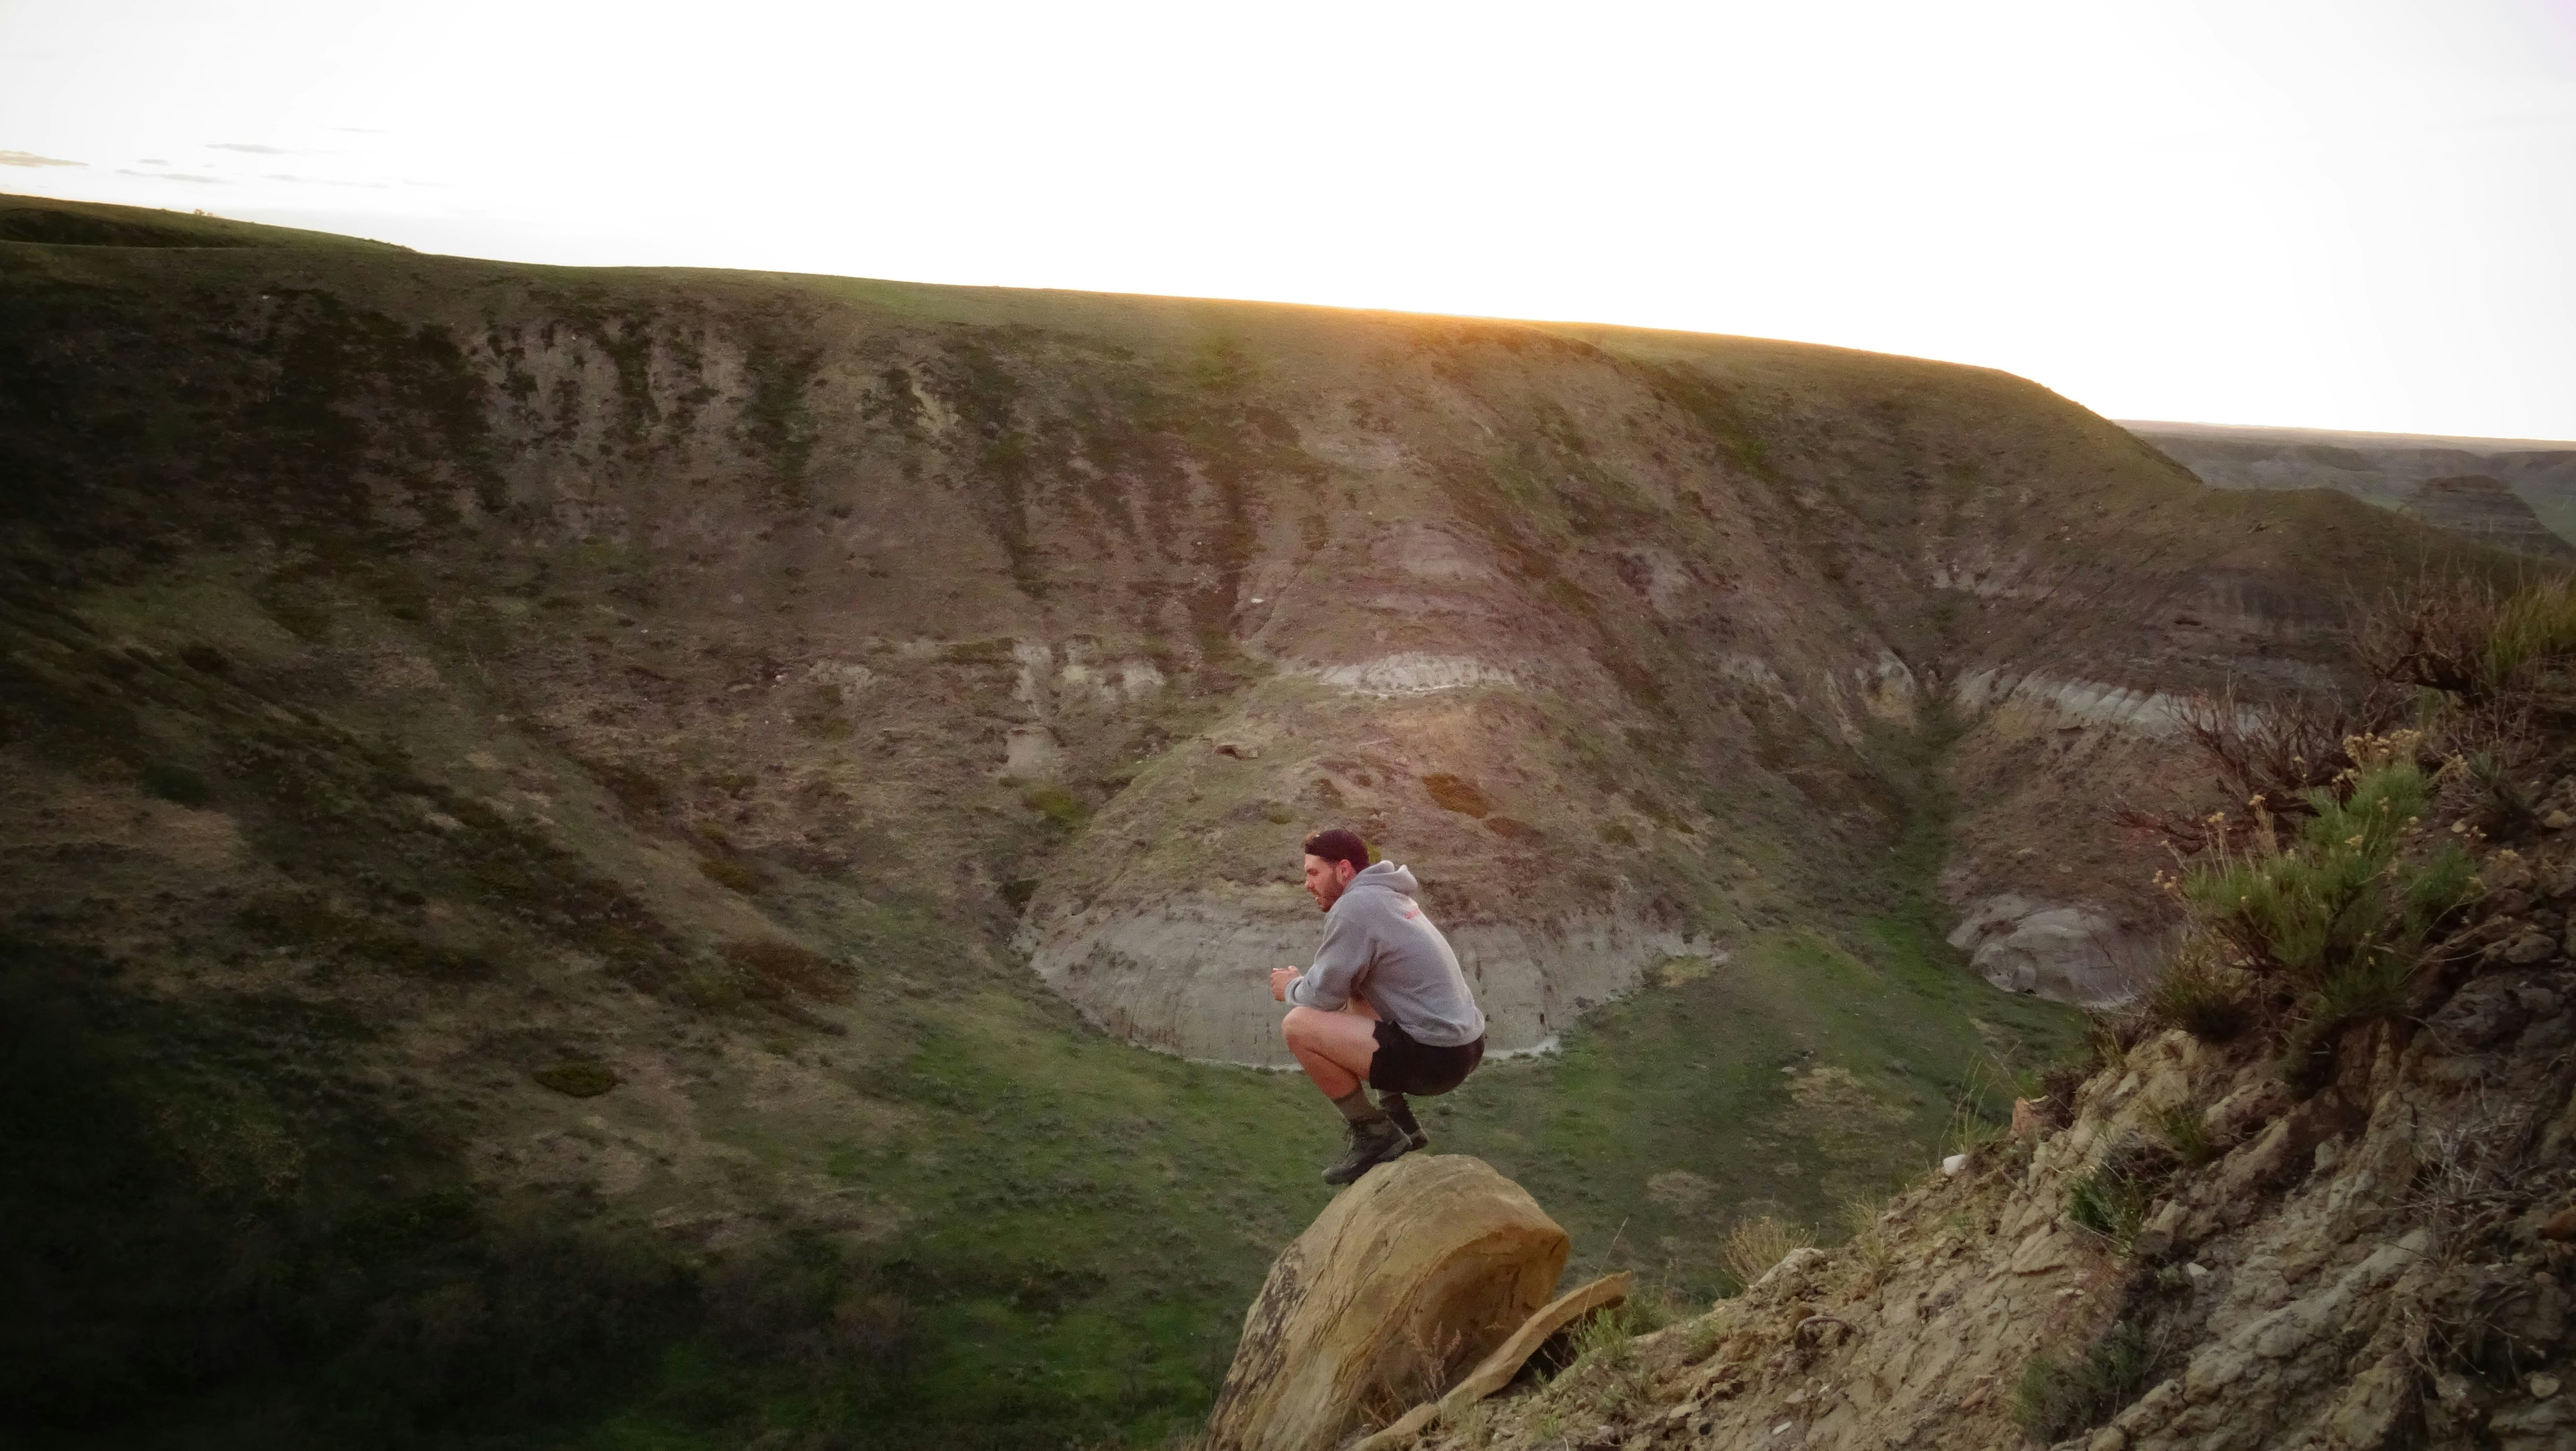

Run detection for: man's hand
[[1270, 967, 1298, 1002]]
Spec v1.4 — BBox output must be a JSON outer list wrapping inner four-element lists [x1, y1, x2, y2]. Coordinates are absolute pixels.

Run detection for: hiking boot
[[1379, 1092, 1430, 1152], [1322, 1115, 1412, 1186]]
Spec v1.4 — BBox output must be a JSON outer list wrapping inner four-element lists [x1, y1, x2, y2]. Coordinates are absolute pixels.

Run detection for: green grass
[[763, 991, 1336, 1447], [2064, 1148, 2158, 1248], [2013, 1321, 2157, 1440], [1430, 919, 2076, 1299]]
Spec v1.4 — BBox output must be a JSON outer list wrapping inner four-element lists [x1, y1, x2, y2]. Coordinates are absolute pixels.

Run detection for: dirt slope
[[1400, 831, 2576, 1451]]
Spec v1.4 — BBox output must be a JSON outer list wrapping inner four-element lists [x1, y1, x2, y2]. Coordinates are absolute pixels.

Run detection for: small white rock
[[2184, 1262, 2210, 1282], [2533, 1372, 2562, 1399], [1772, 1423, 1795, 1436], [1942, 1153, 1967, 1177]]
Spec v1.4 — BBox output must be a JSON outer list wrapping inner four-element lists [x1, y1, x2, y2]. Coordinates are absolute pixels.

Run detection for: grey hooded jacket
[[1285, 862, 1487, 1048]]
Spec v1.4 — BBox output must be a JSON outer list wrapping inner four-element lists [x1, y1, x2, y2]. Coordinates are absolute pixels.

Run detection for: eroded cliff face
[[1404, 861, 2576, 1451], [2130, 419, 2576, 559], [5, 207, 2499, 1067], [4, 196, 2554, 1443]]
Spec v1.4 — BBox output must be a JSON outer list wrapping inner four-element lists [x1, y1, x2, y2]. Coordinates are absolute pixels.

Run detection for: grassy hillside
[[0, 195, 2512, 1449]]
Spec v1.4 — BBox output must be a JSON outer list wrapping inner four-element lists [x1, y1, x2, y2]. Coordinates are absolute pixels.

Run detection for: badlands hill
[[2129, 420, 2576, 560], [0, 194, 2523, 1447]]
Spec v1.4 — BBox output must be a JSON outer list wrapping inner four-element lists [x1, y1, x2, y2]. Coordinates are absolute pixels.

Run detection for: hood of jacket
[[1344, 860, 1418, 898]]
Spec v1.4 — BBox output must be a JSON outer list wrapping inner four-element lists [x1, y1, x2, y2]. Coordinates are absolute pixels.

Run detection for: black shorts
[[1368, 1018, 1485, 1096]]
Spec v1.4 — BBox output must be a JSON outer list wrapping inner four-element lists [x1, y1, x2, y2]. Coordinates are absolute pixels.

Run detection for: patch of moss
[[175, 642, 231, 675], [532, 1059, 620, 1097], [699, 856, 765, 894], [722, 938, 851, 1001], [1421, 772, 1493, 817], [140, 760, 213, 806], [941, 638, 1017, 665], [1021, 786, 1086, 829]]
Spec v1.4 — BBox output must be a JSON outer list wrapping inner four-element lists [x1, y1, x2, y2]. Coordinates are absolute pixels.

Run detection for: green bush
[[2175, 742, 2476, 1067]]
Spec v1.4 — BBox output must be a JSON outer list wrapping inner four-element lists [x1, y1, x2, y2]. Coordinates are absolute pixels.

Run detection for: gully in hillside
[[1268, 829, 1489, 1186]]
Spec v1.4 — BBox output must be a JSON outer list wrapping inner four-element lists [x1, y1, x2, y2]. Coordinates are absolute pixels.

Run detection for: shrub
[[2127, 690, 2395, 851], [2146, 1101, 2216, 1168], [1566, 1303, 1635, 1370], [2179, 742, 2469, 977], [1941, 1053, 2020, 1158], [1718, 1215, 1812, 1290], [2143, 948, 2254, 1043], [2083, 1011, 2150, 1072], [1840, 1199, 1896, 1290], [2173, 741, 2476, 1071], [2013, 1321, 2156, 1440], [2462, 748, 2542, 839], [2065, 1155, 2155, 1246], [2358, 574, 2576, 706]]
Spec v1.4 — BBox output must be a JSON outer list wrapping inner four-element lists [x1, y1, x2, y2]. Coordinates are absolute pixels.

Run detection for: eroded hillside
[[1399, 822, 2576, 1451], [2130, 419, 2576, 560], [0, 194, 2519, 1447]]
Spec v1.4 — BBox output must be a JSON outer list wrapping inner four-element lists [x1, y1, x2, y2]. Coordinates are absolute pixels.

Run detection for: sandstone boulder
[[1205, 1155, 1570, 1451]]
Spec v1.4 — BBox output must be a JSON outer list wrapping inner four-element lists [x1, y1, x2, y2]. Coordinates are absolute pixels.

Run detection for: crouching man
[[1268, 828, 1488, 1185]]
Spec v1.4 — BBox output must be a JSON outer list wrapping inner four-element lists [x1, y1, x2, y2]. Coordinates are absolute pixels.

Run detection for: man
[[1268, 828, 1488, 1186]]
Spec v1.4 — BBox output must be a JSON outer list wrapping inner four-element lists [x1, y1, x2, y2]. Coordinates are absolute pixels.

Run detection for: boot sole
[[1321, 1133, 1415, 1186]]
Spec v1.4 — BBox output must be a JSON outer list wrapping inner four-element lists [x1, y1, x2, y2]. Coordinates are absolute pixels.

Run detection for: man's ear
[[1336, 859, 1358, 886]]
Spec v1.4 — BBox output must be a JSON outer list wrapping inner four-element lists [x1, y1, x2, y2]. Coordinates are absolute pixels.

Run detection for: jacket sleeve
[[1286, 906, 1371, 1010]]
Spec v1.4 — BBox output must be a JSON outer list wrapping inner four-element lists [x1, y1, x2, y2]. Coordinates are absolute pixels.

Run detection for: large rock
[[1205, 1155, 1570, 1451], [1947, 894, 2161, 1006]]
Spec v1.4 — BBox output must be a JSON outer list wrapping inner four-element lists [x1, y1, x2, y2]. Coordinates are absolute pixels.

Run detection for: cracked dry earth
[[1410, 899, 2576, 1450]]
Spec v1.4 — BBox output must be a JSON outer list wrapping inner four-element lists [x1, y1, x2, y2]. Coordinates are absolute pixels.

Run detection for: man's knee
[[1281, 1005, 1322, 1046]]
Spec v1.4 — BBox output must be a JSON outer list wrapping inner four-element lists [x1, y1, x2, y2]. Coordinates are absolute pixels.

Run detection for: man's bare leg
[[1281, 997, 1379, 1099], [1278, 998, 1409, 1183]]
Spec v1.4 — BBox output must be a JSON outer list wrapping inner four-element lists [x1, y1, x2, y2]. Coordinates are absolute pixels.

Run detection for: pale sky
[[4, 0, 2574, 440]]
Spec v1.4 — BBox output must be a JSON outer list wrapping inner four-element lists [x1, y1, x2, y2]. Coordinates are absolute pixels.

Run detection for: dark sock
[[1330, 1087, 1387, 1126]]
